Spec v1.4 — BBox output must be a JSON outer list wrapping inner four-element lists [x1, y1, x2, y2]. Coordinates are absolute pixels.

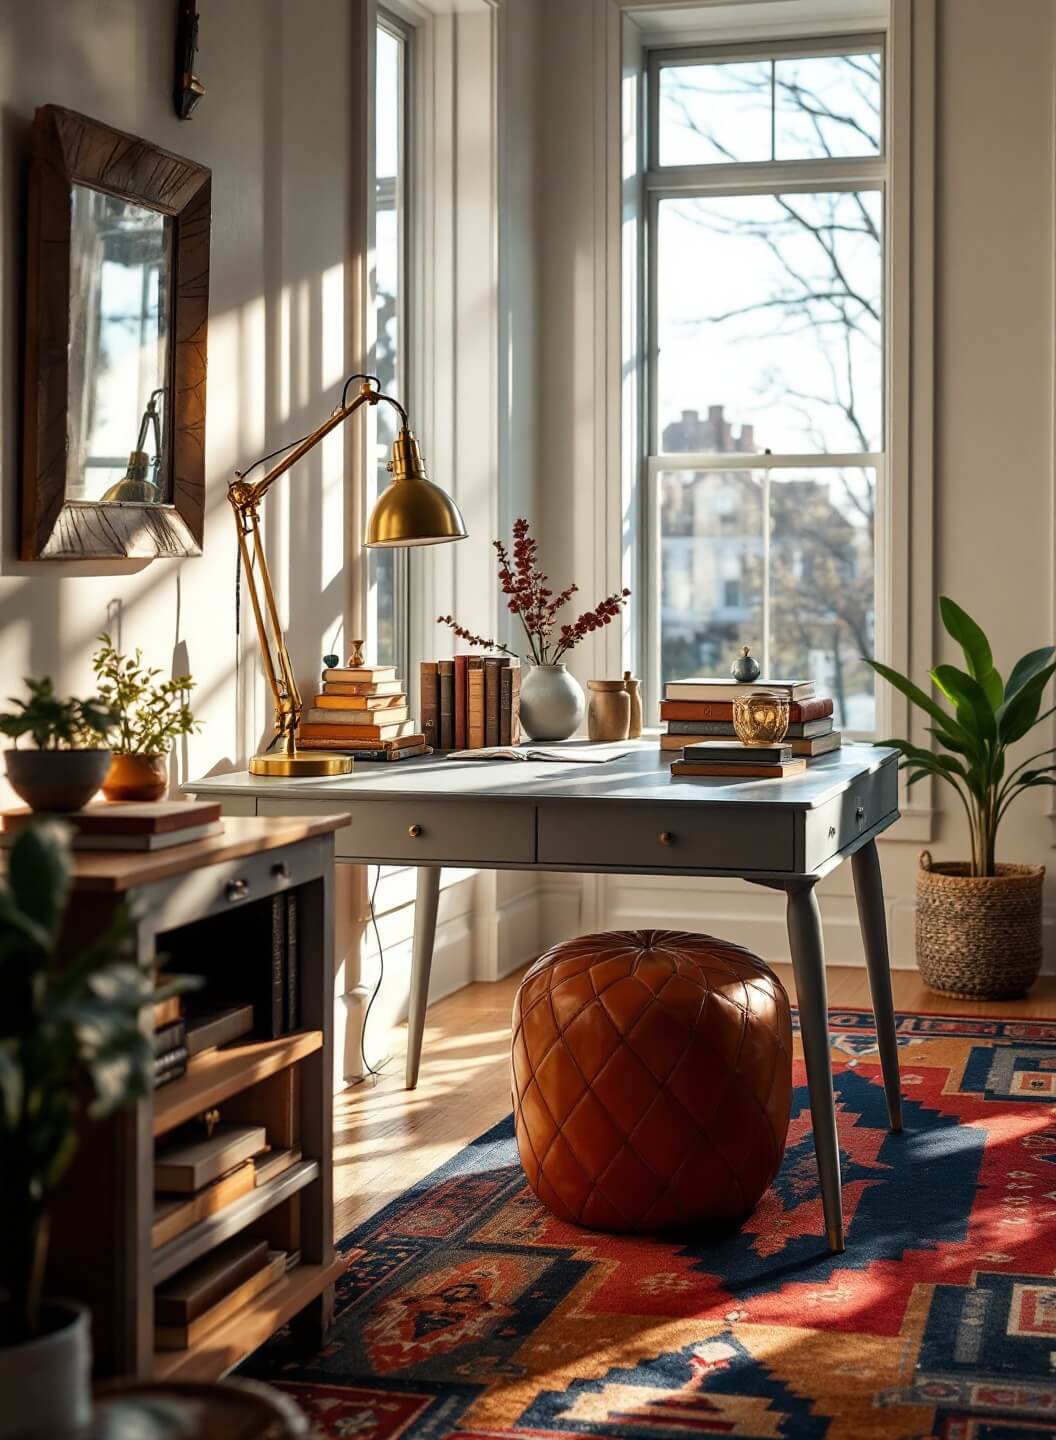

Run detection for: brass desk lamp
[[229, 375, 467, 778]]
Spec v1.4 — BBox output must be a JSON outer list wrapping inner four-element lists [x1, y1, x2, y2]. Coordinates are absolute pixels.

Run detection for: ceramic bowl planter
[[4, 748, 111, 813], [916, 851, 1045, 999], [519, 664, 585, 742], [103, 753, 169, 802], [0, 1301, 92, 1439]]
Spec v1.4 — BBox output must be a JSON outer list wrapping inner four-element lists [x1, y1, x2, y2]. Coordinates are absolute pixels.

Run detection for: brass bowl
[[732, 691, 790, 746]]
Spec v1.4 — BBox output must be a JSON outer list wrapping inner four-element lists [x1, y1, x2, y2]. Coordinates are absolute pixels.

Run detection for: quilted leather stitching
[[511, 930, 792, 1232]]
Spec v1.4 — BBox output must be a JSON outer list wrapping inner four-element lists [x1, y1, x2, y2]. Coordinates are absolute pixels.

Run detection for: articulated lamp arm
[[228, 377, 466, 774]]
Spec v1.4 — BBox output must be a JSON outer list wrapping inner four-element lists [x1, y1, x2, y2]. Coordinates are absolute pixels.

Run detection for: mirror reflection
[[67, 185, 173, 504]]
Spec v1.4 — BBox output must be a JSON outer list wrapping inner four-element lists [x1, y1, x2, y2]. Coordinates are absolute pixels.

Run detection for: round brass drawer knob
[[408, 823, 423, 838], [659, 831, 674, 847]]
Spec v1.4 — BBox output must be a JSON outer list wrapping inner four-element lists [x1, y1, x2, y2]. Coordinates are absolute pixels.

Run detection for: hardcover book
[[454, 655, 468, 750], [682, 742, 793, 765], [664, 677, 815, 702], [1, 800, 221, 838], [154, 1123, 267, 1194], [298, 719, 416, 743], [285, 891, 299, 1032], [154, 1251, 285, 1351], [253, 1145, 302, 1188], [151, 1162, 255, 1249], [185, 1004, 254, 1058], [438, 660, 455, 750], [659, 696, 832, 723], [671, 758, 807, 779], [323, 679, 404, 697], [340, 743, 430, 762], [789, 731, 843, 757], [323, 665, 397, 682], [303, 706, 410, 727], [484, 657, 510, 748], [155, 1236, 269, 1326], [311, 693, 407, 710], [467, 658, 485, 749], [291, 733, 425, 752]]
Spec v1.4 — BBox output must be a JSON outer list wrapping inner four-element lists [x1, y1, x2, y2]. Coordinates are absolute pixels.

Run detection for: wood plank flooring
[[333, 963, 1056, 1238]]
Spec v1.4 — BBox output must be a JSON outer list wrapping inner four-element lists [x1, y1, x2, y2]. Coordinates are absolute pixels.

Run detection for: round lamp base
[[249, 751, 353, 778]]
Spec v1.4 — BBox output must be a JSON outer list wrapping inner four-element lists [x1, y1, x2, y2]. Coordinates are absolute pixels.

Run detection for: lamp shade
[[365, 429, 467, 548]]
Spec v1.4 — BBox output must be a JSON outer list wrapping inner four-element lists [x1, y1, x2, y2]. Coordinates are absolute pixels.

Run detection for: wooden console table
[[187, 743, 902, 1254], [44, 816, 346, 1381]]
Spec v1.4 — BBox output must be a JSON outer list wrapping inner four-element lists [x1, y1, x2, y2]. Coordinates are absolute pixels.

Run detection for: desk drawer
[[336, 799, 535, 866], [536, 803, 793, 873], [804, 758, 898, 869]]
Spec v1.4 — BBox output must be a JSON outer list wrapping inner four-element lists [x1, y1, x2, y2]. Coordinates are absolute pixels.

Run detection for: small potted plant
[[0, 822, 196, 1436], [91, 634, 200, 801], [0, 679, 120, 812], [439, 518, 631, 741], [867, 597, 1054, 998]]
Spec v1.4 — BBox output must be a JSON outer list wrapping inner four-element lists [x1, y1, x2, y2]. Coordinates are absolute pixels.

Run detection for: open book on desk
[[447, 745, 630, 764]]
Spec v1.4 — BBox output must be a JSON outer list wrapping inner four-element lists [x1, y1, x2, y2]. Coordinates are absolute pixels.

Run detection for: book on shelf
[[298, 718, 417, 743], [269, 894, 285, 1037], [153, 1018, 187, 1057], [663, 715, 834, 739], [467, 657, 485, 749], [151, 1161, 256, 1249], [185, 1003, 255, 1058], [152, 990, 183, 1031], [154, 1123, 268, 1194], [682, 742, 793, 765], [671, 758, 807, 780], [454, 654, 468, 750], [154, 1045, 189, 1089], [155, 1251, 286, 1350], [788, 730, 843, 757], [664, 677, 815, 702], [323, 664, 397, 683], [323, 677, 404, 697], [438, 660, 455, 750], [420, 660, 439, 749], [659, 697, 833, 725], [285, 890, 299, 1032], [312, 692, 407, 711], [304, 705, 410, 727], [253, 1145, 302, 1188], [484, 657, 509, 747], [155, 1236, 268, 1326]]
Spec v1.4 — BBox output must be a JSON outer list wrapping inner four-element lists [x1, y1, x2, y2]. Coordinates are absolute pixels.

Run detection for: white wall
[[532, 0, 1056, 969]]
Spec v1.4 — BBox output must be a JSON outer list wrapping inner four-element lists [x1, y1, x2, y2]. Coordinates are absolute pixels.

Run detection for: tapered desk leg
[[406, 865, 440, 1090], [786, 882, 844, 1253], [852, 838, 903, 1132]]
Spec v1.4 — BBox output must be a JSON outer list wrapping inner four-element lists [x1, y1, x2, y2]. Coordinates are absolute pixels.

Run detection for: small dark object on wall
[[174, 0, 205, 119], [731, 645, 761, 682]]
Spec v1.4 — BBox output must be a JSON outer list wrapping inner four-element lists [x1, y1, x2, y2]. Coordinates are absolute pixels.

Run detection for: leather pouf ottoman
[[511, 929, 792, 1232]]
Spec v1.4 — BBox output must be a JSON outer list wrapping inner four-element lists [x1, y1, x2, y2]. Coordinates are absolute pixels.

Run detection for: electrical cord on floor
[[359, 865, 388, 1084]]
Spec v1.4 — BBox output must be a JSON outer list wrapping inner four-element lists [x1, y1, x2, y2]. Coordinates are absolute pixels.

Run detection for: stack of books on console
[[297, 661, 429, 761], [659, 676, 842, 759], [420, 656, 521, 751]]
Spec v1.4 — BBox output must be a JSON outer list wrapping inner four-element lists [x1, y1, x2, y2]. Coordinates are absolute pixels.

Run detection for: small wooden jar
[[622, 672, 642, 739], [587, 681, 631, 741]]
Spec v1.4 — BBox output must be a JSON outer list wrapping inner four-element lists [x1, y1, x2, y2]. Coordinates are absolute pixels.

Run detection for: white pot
[[0, 1302, 92, 1438], [519, 663, 585, 742]]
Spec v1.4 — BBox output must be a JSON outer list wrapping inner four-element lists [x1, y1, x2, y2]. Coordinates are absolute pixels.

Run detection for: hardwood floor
[[332, 962, 1056, 1239]]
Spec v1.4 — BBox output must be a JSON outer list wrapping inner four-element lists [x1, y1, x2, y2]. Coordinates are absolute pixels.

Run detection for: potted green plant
[[91, 634, 200, 802], [0, 679, 120, 812], [0, 823, 196, 1435], [867, 596, 1054, 998]]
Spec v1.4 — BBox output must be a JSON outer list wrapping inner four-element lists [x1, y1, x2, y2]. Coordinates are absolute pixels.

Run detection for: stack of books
[[659, 676, 842, 759], [0, 799, 223, 850], [152, 987, 190, 1089], [671, 741, 806, 781], [297, 661, 428, 761], [421, 656, 521, 751]]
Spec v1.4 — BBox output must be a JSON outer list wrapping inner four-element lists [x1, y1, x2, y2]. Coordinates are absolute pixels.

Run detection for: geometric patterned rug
[[240, 1008, 1056, 1438]]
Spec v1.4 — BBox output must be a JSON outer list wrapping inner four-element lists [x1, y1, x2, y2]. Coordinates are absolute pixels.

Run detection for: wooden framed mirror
[[21, 106, 211, 560]]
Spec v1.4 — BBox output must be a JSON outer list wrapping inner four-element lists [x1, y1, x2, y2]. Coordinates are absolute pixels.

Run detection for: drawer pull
[[226, 878, 250, 903], [271, 861, 290, 880], [658, 831, 675, 847], [856, 804, 866, 823], [408, 823, 423, 838]]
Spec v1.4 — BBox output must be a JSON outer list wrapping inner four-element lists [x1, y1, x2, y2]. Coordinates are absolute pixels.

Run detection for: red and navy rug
[[240, 1008, 1056, 1438]]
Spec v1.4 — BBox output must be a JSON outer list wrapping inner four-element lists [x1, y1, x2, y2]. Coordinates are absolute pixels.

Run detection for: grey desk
[[188, 742, 902, 1252]]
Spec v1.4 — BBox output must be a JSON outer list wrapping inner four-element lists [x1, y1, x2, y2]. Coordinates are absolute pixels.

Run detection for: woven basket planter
[[916, 851, 1045, 999]]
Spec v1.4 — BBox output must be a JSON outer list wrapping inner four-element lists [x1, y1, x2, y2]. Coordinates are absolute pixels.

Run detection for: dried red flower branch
[[437, 519, 631, 665]]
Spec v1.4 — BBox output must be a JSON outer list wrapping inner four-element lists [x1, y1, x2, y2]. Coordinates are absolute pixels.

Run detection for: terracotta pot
[[103, 753, 169, 802], [0, 1301, 92, 1438], [4, 749, 111, 813], [916, 850, 1045, 999]]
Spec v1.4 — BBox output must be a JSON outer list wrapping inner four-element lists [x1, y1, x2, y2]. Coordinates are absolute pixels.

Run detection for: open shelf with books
[[43, 816, 343, 1383]]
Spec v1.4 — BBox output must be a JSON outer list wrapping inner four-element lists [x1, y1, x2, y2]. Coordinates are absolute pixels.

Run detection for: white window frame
[[640, 33, 887, 735], [596, 0, 935, 840]]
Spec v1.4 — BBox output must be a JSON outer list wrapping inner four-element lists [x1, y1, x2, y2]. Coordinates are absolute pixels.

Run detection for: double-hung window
[[645, 39, 885, 732], [367, 14, 411, 672]]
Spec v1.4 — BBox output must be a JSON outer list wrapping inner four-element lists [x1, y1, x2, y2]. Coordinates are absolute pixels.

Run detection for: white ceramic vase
[[519, 663, 585, 742], [0, 1302, 93, 1438]]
